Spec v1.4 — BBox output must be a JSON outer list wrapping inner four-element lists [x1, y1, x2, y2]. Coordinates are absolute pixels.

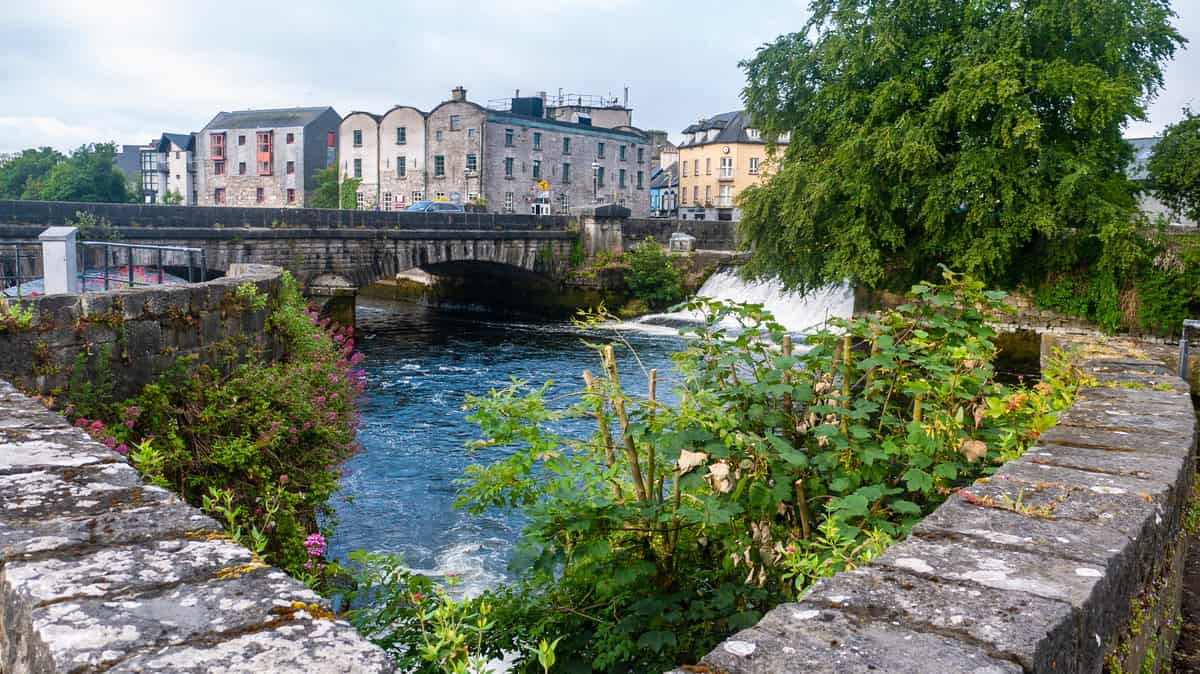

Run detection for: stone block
[[0, 463, 176, 522]]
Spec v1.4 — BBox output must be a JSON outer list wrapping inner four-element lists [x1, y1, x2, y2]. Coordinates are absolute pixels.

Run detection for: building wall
[[544, 105, 632, 129], [677, 141, 774, 220], [378, 106, 427, 211], [339, 112, 380, 209], [165, 143, 194, 205], [481, 114, 650, 216], [425, 100, 488, 206], [198, 125, 307, 208], [301, 109, 340, 205]]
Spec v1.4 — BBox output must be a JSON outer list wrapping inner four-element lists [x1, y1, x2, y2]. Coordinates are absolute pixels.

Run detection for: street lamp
[[591, 161, 600, 203]]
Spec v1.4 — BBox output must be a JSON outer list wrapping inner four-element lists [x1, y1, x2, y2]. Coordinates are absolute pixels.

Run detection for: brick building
[[196, 107, 340, 207], [339, 88, 650, 215]]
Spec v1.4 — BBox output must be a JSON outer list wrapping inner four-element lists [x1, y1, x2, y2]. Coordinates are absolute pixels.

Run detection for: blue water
[[327, 298, 683, 596]]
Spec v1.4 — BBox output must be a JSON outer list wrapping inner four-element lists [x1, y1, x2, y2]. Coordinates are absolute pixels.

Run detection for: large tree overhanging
[[1147, 108, 1200, 224], [738, 0, 1185, 292]]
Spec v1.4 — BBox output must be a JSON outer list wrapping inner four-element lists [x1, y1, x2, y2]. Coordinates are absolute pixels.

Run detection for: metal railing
[[78, 241, 207, 292], [1178, 320, 1200, 379], [0, 241, 41, 298]]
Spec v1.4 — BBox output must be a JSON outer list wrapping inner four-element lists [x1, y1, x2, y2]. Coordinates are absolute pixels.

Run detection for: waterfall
[[632, 266, 855, 334]]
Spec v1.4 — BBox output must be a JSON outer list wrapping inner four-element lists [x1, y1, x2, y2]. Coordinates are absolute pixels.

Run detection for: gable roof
[[680, 111, 767, 146], [203, 106, 338, 131], [650, 161, 678, 189], [158, 133, 195, 152]]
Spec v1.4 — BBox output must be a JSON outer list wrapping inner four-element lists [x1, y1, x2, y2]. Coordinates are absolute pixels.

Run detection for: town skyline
[[4, 0, 1200, 156]]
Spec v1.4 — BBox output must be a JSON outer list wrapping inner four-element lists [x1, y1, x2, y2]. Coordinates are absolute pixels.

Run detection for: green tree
[[0, 147, 63, 199], [339, 176, 362, 210], [624, 238, 685, 309], [738, 0, 1184, 293], [310, 166, 340, 208], [1147, 108, 1200, 223], [35, 143, 130, 203]]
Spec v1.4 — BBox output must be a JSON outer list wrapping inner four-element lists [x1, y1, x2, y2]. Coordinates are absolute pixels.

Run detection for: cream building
[[677, 111, 786, 221]]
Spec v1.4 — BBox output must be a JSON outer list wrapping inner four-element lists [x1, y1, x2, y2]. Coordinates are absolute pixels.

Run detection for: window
[[412, 190, 424, 202], [210, 132, 225, 160], [706, 158, 711, 175], [238, 162, 246, 175], [504, 157, 514, 178], [353, 158, 362, 178], [505, 129, 514, 146], [356, 192, 364, 209], [174, 151, 180, 159], [562, 137, 570, 154], [749, 157, 760, 175], [533, 132, 541, 150], [718, 184, 733, 207], [286, 161, 294, 175], [257, 132, 273, 175], [397, 127, 407, 144], [434, 155, 445, 177], [353, 129, 363, 147], [682, 161, 688, 177], [382, 191, 392, 211], [705, 185, 711, 204], [435, 130, 443, 142], [450, 115, 461, 130], [532, 160, 541, 180], [327, 131, 335, 147], [693, 185, 698, 202], [466, 153, 477, 173], [287, 188, 296, 204], [558, 193, 569, 213], [596, 166, 605, 187], [286, 133, 294, 144], [397, 156, 406, 178], [214, 188, 225, 204], [637, 147, 644, 163], [693, 159, 699, 176], [619, 145, 626, 161], [720, 156, 733, 179], [237, 135, 245, 146], [562, 163, 570, 184], [214, 160, 225, 175], [504, 191, 514, 212], [619, 168, 626, 188], [467, 191, 479, 203], [468, 128, 475, 139], [597, 142, 605, 158], [636, 170, 643, 189], [256, 187, 264, 203], [680, 188, 687, 205]]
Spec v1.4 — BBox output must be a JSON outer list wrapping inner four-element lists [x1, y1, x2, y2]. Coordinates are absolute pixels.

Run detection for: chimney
[[451, 86, 467, 102]]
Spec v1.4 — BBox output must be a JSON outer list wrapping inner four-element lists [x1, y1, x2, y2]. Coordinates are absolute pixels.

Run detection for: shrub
[[624, 238, 684, 309]]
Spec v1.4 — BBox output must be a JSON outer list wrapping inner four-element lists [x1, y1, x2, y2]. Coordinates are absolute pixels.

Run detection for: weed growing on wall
[[623, 237, 684, 309], [66, 272, 365, 579]]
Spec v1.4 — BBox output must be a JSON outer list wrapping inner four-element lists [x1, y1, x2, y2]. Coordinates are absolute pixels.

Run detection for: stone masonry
[[672, 340, 1197, 673], [0, 380, 395, 673]]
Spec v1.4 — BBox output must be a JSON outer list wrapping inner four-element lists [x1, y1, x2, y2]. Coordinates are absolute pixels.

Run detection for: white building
[[141, 133, 196, 205]]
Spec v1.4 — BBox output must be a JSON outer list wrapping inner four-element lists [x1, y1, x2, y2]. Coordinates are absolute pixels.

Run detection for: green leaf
[[902, 468, 934, 493]]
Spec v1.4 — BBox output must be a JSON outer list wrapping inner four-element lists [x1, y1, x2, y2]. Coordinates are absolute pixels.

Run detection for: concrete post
[[573, 203, 630, 258], [38, 226, 79, 295]]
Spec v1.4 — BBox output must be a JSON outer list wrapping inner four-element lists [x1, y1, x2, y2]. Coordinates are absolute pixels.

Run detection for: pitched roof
[[680, 111, 767, 146], [158, 133, 194, 152], [650, 161, 678, 189], [1127, 136, 1159, 182], [203, 106, 337, 131]]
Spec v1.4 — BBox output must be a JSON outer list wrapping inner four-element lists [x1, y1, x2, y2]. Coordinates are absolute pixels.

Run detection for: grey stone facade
[[197, 107, 340, 208]]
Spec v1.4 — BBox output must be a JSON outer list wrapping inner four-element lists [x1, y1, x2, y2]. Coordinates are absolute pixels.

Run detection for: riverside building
[[677, 111, 787, 221]]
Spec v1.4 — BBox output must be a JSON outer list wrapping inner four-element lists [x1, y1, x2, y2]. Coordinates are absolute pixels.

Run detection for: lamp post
[[591, 161, 600, 203]]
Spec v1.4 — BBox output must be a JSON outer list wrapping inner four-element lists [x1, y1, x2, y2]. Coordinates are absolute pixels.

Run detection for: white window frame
[[748, 157, 759, 175], [720, 157, 733, 179], [504, 191, 514, 212], [382, 191, 393, 211]]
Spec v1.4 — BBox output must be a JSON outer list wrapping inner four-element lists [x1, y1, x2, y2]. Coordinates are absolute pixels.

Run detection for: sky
[[2, 0, 1198, 155]]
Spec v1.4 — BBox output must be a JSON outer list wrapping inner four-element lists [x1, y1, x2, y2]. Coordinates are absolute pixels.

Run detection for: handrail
[[0, 241, 41, 298], [78, 240, 207, 292], [1178, 319, 1200, 378]]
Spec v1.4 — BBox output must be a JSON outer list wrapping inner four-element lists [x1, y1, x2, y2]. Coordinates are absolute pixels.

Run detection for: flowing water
[[328, 271, 855, 597]]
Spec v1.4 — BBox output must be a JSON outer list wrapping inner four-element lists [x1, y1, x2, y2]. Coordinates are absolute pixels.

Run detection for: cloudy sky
[[2, 0, 1198, 154]]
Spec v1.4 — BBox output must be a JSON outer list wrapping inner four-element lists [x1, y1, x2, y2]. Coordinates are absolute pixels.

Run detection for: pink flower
[[126, 406, 140, 417], [279, 474, 289, 484], [124, 419, 135, 428], [304, 533, 326, 557], [315, 396, 326, 406], [88, 420, 105, 434], [102, 436, 116, 449], [114, 444, 129, 455], [74, 418, 88, 428]]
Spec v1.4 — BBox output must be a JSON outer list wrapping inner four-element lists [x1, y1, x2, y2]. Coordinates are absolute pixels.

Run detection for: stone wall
[[622, 218, 738, 250], [855, 286, 1105, 335], [673, 342, 1196, 673], [0, 380, 394, 673], [0, 264, 284, 399]]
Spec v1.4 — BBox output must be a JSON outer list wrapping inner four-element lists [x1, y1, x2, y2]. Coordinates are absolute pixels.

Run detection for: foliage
[[0, 298, 35, 331], [1147, 108, 1200, 224], [623, 238, 685, 309], [452, 271, 1076, 672], [32, 143, 130, 203], [340, 177, 363, 210], [0, 147, 63, 199], [67, 210, 122, 242], [162, 190, 185, 206], [737, 0, 1184, 294], [65, 272, 365, 577], [310, 167, 341, 209]]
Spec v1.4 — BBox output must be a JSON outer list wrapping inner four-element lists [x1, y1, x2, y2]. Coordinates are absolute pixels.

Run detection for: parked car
[[406, 201, 465, 213]]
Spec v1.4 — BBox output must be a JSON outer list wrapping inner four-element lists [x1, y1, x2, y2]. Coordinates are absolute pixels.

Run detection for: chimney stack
[[451, 86, 467, 102]]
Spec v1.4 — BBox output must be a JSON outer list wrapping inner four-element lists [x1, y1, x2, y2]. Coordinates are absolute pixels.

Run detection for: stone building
[[196, 107, 340, 208], [339, 87, 650, 216], [140, 133, 196, 205], [677, 111, 788, 221]]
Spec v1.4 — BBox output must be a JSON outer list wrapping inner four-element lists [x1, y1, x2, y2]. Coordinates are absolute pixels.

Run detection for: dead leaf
[[677, 450, 709, 475], [960, 439, 988, 462]]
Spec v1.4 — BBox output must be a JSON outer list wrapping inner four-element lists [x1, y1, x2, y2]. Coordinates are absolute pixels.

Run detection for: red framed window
[[256, 131, 273, 176], [286, 132, 295, 144], [210, 132, 225, 160], [214, 160, 225, 175], [287, 188, 296, 204], [286, 161, 295, 175], [214, 188, 225, 204], [256, 187, 264, 203]]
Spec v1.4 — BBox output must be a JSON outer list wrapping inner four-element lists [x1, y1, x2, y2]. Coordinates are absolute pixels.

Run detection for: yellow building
[[677, 111, 785, 221]]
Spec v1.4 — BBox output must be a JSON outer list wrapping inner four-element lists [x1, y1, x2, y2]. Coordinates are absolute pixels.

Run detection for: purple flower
[[124, 419, 135, 428], [126, 405, 140, 417], [74, 418, 88, 428], [102, 436, 116, 449], [315, 396, 326, 406], [114, 444, 129, 456], [304, 533, 326, 557]]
